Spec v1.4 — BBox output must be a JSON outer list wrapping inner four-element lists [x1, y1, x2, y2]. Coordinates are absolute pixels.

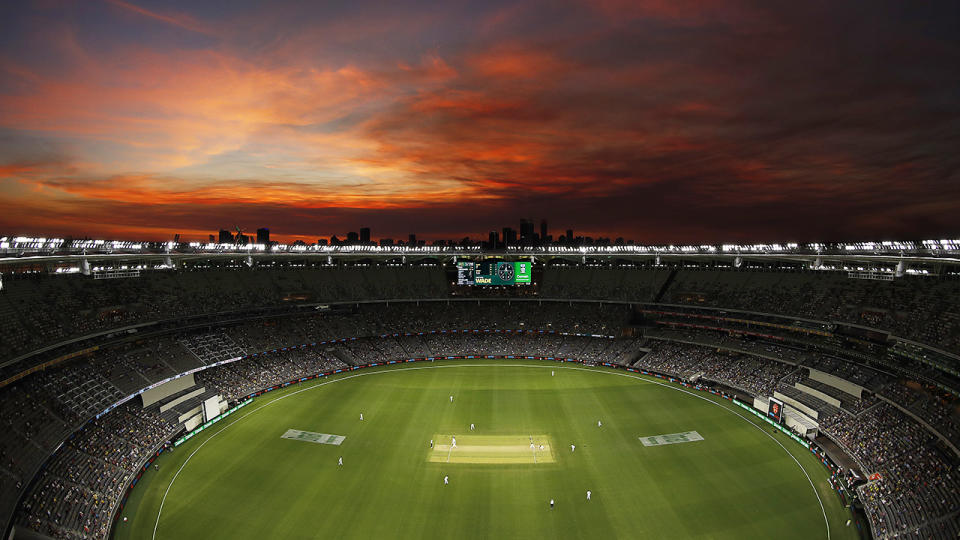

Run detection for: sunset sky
[[1, 0, 958, 243]]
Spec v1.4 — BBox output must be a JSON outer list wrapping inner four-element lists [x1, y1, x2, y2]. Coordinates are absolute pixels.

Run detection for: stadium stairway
[[652, 268, 678, 303], [331, 347, 361, 367]]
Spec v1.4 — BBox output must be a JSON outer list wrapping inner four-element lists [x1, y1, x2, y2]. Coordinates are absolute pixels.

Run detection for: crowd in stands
[[636, 342, 798, 398], [654, 269, 960, 353], [0, 266, 449, 360], [540, 267, 960, 354], [16, 403, 178, 539], [5, 265, 955, 365], [643, 327, 894, 390], [198, 348, 346, 401], [540, 266, 671, 302], [821, 403, 960, 539]]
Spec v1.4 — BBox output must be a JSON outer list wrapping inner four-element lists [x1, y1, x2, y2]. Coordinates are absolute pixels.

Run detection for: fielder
[[444, 475, 449, 485], [597, 420, 602, 427], [571, 444, 575, 452], [360, 413, 363, 421], [338, 457, 343, 466], [587, 490, 591, 501], [470, 423, 475, 430], [549, 499, 554, 509], [450, 395, 454, 402], [452, 436, 457, 448]]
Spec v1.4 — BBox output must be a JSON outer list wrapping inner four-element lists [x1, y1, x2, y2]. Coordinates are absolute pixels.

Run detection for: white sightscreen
[[203, 396, 221, 422], [140, 374, 196, 407]]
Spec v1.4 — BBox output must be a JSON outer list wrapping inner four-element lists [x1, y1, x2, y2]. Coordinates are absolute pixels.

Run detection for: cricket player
[[571, 444, 575, 452], [539, 444, 544, 451], [444, 475, 449, 485], [338, 457, 343, 466], [587, 490, 591, 501], [597, 420, 602, 427], [470, 423, 475, 430], [530, 442, 535, 450], [452, 436, 457, 448], [450, 395, 454, 402], [360, 413, 363, 421], [430, 439, 434, 448], [549, 499, 554, 509], [551, 370, 554, 376]]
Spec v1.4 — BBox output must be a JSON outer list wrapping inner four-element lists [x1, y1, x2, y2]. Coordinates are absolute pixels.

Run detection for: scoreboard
[[767, 397, 785, 423], [456, 261, 532, 285]]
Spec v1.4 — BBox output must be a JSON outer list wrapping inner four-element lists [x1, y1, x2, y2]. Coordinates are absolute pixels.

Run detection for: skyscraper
[[218, 229, 234, 244], [360, 227, 371, 244], [488, 230, 499, 249], [256, 228, 270, 245], [520, 219, 534, 244], [502, 227, 517, 246]]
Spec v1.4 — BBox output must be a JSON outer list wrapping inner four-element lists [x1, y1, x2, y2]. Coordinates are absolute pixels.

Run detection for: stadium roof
[[2, 236, 960, 271]]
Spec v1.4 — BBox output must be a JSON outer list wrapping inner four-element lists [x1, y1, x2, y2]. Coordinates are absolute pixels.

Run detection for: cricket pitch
[[429, 434, 556, 464]]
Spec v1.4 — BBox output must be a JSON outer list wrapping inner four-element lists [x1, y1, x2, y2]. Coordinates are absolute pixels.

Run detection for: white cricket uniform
[[571, 444, 575, 452], [338, 457, 342, 466], [444, 476, 449, 485], [360, 413, 363, 420], [470, 423, 474, 430], [598, 420, 602, 427], [587, 491, 591, 500]]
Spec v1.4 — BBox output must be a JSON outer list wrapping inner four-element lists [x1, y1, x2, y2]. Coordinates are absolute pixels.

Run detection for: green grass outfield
[[114, 361, 859, 539]]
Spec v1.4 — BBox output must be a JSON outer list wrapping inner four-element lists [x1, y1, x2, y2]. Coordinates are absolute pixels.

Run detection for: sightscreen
[[456, 261, 532, 285], [203, 396, 221, 422]]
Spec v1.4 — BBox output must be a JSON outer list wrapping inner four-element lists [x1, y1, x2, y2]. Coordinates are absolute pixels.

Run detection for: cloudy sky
[[0, 0, 957, 243]]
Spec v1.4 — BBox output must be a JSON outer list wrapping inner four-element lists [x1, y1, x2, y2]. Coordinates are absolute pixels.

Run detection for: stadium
[[2, 1, 959, 538], [0, 239, 958, 539]]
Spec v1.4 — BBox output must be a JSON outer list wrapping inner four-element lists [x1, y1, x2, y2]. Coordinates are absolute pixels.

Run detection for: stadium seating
[[0, 265, 958, 539]]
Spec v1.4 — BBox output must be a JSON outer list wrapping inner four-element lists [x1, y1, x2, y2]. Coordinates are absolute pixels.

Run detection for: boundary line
[[151, 361, 830, 540]]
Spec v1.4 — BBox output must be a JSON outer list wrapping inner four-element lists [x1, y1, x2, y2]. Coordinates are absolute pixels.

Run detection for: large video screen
[[456, 261, 532, 285], [767, 397, 785, 423]]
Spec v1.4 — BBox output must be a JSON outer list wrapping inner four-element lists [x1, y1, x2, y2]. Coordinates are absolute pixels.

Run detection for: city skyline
[[1, 1, 958, 244], [212, 219, 593, 247]]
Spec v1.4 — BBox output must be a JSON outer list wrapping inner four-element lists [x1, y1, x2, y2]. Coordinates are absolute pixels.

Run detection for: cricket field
[[113, 361, 858, 539]]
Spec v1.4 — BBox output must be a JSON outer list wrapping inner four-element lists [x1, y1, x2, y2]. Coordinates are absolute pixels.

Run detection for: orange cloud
[[467, 48, 571, 80]]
